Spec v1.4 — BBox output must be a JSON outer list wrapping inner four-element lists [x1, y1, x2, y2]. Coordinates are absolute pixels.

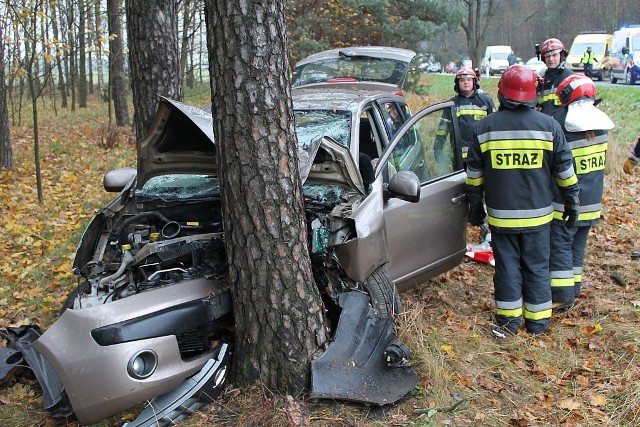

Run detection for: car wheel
[[364, 265, 401, 318], [597, 70, 603, 81], [626, 69, 635, 85], [60, 282, 91, 314], [610, 69, 618, 84]]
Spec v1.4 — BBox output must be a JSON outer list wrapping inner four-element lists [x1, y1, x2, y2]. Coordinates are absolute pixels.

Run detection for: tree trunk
[[204, 0, 328, 393], [126, 0, 183, 140], [107, 0, 130, 126], [78, 0, 88, 108], [51, 0, 68, 109], [0, 20, 13, 169], [107, 0, 129, 126]]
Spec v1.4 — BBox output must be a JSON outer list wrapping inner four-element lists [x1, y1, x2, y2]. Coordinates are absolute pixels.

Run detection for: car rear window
[[292, 56, 408, 87], [295, 110, 351, 148]]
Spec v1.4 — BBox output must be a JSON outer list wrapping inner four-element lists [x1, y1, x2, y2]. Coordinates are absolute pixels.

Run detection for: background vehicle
[[525, 57, 547, 76], [481, 45, 512, 76], [610, 25, 640, 85], [566, 31, 612, 81]]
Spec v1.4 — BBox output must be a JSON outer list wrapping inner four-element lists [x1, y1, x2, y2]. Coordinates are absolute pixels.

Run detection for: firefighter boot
[[623, 158, 637, 174]]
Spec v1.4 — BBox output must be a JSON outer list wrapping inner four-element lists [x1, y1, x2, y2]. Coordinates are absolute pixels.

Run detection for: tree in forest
[[0, 19, 12, 169], [286, 0, 459, 65], [459, 0, 503, 70], [204, 0, 329, 392], [107, 0, 129, 126], [126, 0, 182, 140]]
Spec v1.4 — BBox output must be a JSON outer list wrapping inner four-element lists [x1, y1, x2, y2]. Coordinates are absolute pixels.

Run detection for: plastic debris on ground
[[465, 224, 494, 267]]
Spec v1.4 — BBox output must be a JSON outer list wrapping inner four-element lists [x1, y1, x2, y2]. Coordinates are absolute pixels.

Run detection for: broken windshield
[[137, 174, 219, 199], [295, 110, 351, 148]]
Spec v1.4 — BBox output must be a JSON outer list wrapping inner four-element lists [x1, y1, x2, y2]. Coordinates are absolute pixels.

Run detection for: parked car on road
[[525, 57, 547, 76], [1, 47, 469, 426]]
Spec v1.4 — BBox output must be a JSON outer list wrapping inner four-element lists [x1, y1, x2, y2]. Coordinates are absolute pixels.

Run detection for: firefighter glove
[[562, 194, 579, 228], [467, 193, 486, 227]]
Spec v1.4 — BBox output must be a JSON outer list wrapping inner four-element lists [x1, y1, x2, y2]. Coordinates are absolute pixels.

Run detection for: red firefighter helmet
[[540, 38, 566, 58], [454, 67, 479, 92], [455, 67, 479, 82], [498, 65, 538, 103], [556, 73, 596, 106]]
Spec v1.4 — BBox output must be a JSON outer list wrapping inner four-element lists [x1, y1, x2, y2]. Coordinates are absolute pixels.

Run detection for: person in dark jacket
[[537, 38, 574, 125], [435, 67, 495, 166], [465, 65, 580, 336], [550, 74, 614, 310]]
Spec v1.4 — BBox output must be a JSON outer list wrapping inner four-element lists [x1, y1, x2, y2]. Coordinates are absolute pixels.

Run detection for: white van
[[609, 25, 640, 85], [482, 45, 512, 76]]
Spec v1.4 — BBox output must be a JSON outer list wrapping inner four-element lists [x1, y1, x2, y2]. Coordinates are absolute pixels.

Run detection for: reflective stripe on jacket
[[451, 91, 495, 159], [537, 67, 573, 124], [465, 105, 579, 232], [552, 129, 608, 225]]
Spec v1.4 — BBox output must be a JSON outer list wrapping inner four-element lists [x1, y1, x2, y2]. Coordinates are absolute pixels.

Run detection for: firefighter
[[435, 67, 495, 166], [537, 38, 574, 124], [550, 74, 614, 310], [465, 65, 580, 336]]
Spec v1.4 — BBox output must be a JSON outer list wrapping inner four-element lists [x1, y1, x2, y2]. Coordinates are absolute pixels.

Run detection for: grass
[[1, 75, 640, 426]]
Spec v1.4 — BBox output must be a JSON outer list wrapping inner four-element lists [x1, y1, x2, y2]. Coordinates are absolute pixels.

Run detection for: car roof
[[292, 83, 406, 112]]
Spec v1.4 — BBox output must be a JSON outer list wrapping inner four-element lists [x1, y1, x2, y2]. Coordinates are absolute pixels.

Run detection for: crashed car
[[0, 48, 468, 426]]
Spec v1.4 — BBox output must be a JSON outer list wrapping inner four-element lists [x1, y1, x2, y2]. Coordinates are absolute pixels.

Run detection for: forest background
[[2, 0, 640, 426]]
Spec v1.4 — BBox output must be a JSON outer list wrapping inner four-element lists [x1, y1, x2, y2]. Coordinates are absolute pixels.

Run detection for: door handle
[[451, 194, 467, 204]]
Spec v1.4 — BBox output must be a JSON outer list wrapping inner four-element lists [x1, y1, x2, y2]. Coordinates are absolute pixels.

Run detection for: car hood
[[299, 137, 366, 194], [137, 96, 216, 189], [138, 97, 363, 193]]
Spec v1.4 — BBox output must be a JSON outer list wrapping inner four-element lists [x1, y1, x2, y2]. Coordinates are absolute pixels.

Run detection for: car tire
[[364, 264, 401, 318], [60, 282, 91, 314], [626, 69, 635, 85]]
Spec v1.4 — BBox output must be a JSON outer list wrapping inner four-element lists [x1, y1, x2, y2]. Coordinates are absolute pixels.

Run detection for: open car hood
[[136, 97, 216, 189], [299, 137, 366, 194]]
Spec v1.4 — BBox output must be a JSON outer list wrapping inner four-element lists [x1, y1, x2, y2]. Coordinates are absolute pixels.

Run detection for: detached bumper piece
[[310, 292, 418, 405], [123, 342, 231, 427], [0, 326, 72, 417]]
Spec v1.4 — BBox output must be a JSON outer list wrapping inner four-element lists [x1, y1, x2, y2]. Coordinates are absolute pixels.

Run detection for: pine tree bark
[[204, 0, 328, 393], [126, 0, 182, 140], [107, 0, 129, 126]]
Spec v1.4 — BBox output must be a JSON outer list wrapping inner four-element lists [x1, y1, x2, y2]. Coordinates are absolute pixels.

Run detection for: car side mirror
[[103, 167, 137, 192], [386, 170, 420, 203], [622, 47, 629, 55]]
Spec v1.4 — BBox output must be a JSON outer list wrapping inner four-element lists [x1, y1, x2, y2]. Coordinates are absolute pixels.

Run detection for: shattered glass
[[136, 174, 219, 199], [295, 110, 351, 148]]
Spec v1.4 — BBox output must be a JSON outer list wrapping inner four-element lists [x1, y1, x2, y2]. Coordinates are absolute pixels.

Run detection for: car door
[[375, 101, 468, 291]]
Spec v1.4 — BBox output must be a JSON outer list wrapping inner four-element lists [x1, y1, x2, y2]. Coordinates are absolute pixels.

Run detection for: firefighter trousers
[[550, 221, 590, 304], [492, 228, 552, 334]]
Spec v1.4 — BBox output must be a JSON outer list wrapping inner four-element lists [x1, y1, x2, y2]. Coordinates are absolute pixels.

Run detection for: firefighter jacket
[[434, 90, 496, 162], [537, 66, 574, 124], [465, 105, 579, 233], [552, 129, 608, 226], [581, 50, 598, 65]]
